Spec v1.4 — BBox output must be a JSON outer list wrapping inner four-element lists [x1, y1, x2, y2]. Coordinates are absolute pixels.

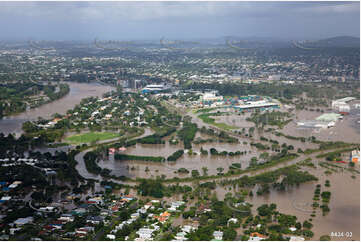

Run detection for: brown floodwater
[[98, 132, 264, 179], [95, 106, 358, 180], [75, 127, 154, 181], [215, 163, 360, 241], [282, 109, 360, 144], [0, 82, 115, 136], [73, 104, 359, 241]]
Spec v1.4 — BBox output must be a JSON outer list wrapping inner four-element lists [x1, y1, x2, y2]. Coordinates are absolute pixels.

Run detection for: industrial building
[[316, 113, 342, 122], [297, 113, 341, 129], [234, 100, 280, 112], [141, 84, 171, 94], [199, 92, 223, 104], [297, 120, 335, 129], [332, 97, 356, 114]]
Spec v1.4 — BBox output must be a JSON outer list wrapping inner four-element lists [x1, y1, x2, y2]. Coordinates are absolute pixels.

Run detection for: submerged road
[[74, 99, 358, 188], [74, 128, 155, 185]]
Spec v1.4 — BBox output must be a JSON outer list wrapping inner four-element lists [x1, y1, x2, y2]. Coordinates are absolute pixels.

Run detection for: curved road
[[74, 100, 358, 188], [74, 128, 155, 184]]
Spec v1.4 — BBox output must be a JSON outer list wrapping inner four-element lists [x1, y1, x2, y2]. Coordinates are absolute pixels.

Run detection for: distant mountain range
[[2, 35, 359, 49], [222, 35, 360, 48], [310, 36, 360, 48], [170, 35, 360, 48]]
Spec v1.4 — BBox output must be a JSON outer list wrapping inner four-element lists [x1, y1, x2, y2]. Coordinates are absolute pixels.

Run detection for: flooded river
[[0, 82, 115, 136]]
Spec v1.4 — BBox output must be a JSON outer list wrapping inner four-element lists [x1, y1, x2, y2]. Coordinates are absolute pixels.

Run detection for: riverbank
[[0, 82, 115, 136]]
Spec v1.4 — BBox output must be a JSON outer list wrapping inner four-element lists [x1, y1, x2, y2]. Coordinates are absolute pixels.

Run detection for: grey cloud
[[0, 1, 359, 41]]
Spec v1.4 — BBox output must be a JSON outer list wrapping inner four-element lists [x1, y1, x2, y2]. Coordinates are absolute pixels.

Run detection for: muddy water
[[101, 132, 264, 179], [0, 82, 115, 136], [75, 127, 154, 181], [214, 113, 255, 129], [256, 130, 319, 151], [282, 110, 360, 144], [215, 165, 360, 241]]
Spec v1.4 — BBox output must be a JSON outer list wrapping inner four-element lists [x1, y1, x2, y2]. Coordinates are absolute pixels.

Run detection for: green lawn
[[65, 132, 120, 144], [198, 113, 238, 131]]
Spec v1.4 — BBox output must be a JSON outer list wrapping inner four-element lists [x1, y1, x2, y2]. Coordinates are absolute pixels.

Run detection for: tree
[[210, 148, 218, 155], [249, 157, 258, 167], [200, 147, 208, 155], [259, 152, 269, 161], [31, 191, 46, 201], [202, 167, 208, 177], [223, 227, 237, 240], [138, 179, 164, 198], [191, 170, 200, 178], [270, 203, 277, 210], [257, 204, 274, 216], [160, 232, 175, 241], [303, 220, 313, 229], [302, 230, 314, 238]]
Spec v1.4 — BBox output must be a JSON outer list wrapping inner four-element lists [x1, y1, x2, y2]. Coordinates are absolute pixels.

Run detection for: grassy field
[[65, 132, 120, 144], [198, 113, 238, 131]]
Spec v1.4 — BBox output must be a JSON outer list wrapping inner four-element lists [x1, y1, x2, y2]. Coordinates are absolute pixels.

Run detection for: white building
[[14, 217, 34, 226], [88, 197, 103, 204], [289, 236, 305, 241], [228, 218, 238, 225], [136, 228, 155, 240], [213, 231, 223, 240], [59, 214, 74, 222], [268, 75, 281, 81], [248, 236, 263, 241], [332, 97, 356, 113], [289, 227, 297, 232], [182, 225, 195, 234], [142, 84, 171, 93], [296, 120, 334, 129], [200, 92, 223, 103], [175, 232, 188, 241], [39, 206, 56, 212], [106, 234, 116, 240]]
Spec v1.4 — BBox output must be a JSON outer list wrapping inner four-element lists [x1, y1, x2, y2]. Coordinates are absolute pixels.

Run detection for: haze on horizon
[[1, 1, 360, 41]]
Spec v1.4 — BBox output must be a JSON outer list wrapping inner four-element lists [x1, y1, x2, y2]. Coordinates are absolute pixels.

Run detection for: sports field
[[65, 132, 119, 144]]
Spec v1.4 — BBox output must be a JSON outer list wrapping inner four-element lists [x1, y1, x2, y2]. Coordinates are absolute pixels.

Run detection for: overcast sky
[[1, 1, 359, 41]]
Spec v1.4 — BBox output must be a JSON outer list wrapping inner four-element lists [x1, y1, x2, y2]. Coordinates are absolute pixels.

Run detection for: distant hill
[[311, 36, 360, 48]]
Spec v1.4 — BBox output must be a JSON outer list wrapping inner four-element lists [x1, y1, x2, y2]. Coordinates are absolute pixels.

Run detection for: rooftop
[[334, 97, 356, 103], [316, 113, 342, 122]]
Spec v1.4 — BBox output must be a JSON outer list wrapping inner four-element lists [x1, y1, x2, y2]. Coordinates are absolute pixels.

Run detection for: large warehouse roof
[[335, 97, 356, 103], [316, 113, 342, 122]]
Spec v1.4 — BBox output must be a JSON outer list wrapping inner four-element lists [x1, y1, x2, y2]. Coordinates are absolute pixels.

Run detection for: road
[[225, 200, 250, 214], [74, 99, 358, 188], [74, 129, 155, 184], [161, 146, 357, 186]]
